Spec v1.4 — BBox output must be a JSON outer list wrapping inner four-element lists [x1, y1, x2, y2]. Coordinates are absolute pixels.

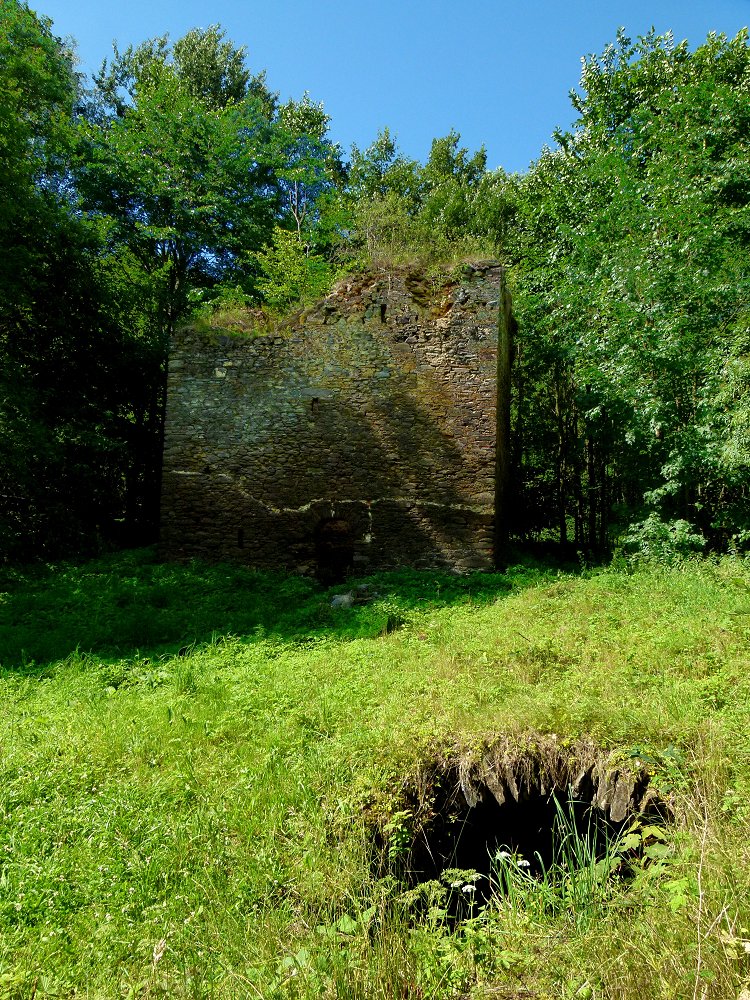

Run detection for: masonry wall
[[160, 261, 508, 575]]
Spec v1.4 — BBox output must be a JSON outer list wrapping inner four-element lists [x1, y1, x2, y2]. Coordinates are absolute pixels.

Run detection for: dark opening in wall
[[379, 735, 671, 910], [237, 528, 244, 549], [311, 397, 320, 415], [380, 303, 387, 323], [315, 517, 355, 584]]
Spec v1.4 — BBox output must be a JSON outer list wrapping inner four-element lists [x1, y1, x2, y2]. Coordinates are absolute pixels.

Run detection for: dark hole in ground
[[382, 736, 671, 911], [407, 788, 636, 910], [315, 517, 355, 585]]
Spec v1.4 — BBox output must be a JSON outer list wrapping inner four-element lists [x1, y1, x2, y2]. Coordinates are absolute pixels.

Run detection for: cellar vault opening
[[381, 736, 671, 904]]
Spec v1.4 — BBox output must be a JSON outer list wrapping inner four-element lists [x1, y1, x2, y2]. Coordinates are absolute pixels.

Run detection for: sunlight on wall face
[[160, 263, 511, 576]]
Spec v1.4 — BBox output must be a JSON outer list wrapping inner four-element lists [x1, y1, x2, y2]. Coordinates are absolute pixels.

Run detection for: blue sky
[[38, 0, 750, 174]]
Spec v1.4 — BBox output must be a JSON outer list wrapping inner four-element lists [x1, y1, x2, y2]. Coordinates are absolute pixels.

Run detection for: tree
[[0, 0, 77, 557], [0, 0, 78, 307], [274, 93, 344, 240], [90, 24, 274, 117], [419, 130, 487, 239], [340, 128, 497, 265], [508, 29, 750, 550], [255, 227, 332, 308], [0, 1, 160, 558], [80, 27, 280, 332], [347, 128, 422, 203]]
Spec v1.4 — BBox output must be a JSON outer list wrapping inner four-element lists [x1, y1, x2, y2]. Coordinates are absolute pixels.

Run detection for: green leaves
[[339, 127, 498, 267], [80, 33, 281, 329], [255, 227, 333, 309], [508, 28, 750, 550]]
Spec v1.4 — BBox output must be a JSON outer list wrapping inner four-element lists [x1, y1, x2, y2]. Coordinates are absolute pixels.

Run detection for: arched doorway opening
[[315, 518, 354, 585]]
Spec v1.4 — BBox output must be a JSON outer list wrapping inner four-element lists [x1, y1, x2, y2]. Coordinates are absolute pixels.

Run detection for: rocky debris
[[330, 592, 353, 609], [462, 735, 665, 824], [330, 584, 378, 609]]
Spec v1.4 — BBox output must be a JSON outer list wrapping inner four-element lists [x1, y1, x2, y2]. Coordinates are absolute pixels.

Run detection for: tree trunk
[[495, 270, 515, 565]]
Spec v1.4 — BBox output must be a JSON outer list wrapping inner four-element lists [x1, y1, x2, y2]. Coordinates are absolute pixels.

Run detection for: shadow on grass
[[0, 546, 579, 672]]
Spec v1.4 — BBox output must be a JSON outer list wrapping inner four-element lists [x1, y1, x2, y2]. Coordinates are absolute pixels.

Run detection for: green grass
[[1, 550, 750, 998], [0, 549, 548, 669]]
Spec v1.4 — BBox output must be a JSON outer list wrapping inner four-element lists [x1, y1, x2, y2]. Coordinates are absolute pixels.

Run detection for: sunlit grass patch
[[0, 554, 749, 996]]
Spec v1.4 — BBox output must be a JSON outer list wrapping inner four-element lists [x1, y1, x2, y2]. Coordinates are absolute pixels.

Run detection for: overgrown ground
[[1, 550, 750, 999]]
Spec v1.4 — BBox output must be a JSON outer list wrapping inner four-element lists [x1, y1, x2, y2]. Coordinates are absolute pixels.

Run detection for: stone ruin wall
[[159, 261, 509, 575]]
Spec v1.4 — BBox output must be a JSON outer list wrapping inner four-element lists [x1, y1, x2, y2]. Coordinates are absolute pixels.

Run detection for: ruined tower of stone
[[159, 261, 513, 577]]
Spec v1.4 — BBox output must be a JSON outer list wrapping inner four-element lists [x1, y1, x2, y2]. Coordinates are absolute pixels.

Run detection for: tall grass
[[489, 797, 627, 931], [0, 550, 749, 997]]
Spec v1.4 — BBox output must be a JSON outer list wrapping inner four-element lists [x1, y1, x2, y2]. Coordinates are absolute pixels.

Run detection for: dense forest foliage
[[1, 0, 749, 562]]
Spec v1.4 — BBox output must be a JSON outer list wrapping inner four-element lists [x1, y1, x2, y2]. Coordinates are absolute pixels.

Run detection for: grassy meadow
[[1, 549, 750, 998]]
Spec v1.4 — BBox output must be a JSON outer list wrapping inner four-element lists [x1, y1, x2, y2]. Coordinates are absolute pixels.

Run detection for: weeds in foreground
[[0, 553, 749, 997], [488, 798, 627, 930]]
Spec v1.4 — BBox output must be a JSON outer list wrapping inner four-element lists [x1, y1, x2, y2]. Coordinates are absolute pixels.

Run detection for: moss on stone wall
[[160, 262, 511, 576]]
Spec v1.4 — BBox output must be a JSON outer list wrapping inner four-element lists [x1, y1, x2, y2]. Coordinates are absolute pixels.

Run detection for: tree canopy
[[2, 4, 749, 562], [505, 28, 750, 551]]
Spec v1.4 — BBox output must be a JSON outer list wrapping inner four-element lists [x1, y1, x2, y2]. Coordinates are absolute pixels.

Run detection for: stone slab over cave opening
[[159, 261, 514, 573], [378, 735, 671, 908]]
